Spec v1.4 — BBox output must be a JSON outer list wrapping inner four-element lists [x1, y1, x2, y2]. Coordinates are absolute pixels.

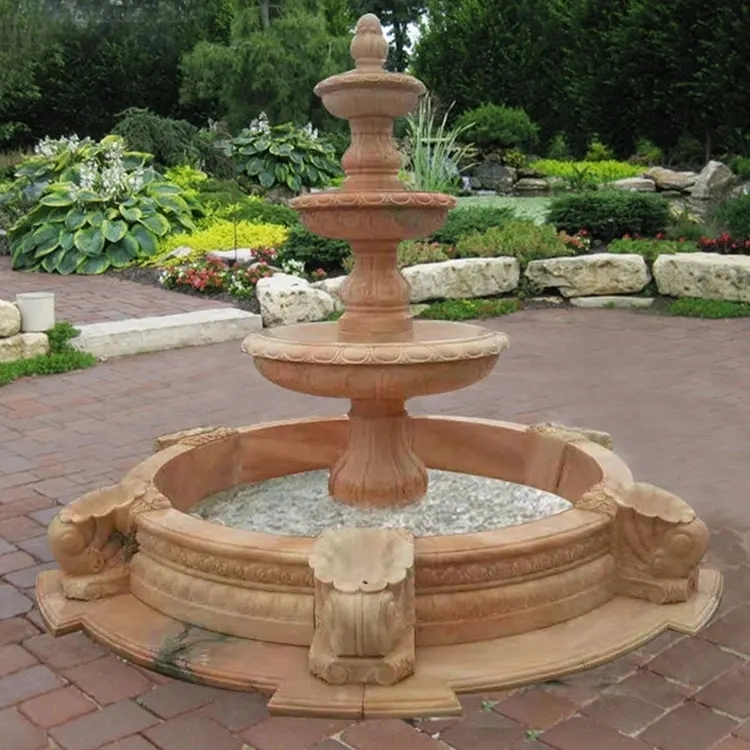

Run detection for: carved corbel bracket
[[613, 482, 709, 604], [153, 426, 238, 453], [309, 528, 415, 686], [527, 422, 614, 450], [48, 481, 170, 601]]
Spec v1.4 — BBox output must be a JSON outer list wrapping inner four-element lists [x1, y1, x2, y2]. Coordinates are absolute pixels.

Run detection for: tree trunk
[[259, 0, 270, 30]]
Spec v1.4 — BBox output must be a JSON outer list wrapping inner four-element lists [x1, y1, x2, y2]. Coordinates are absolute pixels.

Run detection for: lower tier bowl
[[37, 415, 722, 718]]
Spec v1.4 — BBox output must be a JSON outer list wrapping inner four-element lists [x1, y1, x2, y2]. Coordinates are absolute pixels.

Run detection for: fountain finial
[[351, 14, 388, 70]]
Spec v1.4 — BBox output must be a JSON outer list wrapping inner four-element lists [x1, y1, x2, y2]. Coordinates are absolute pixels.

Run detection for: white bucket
[[15, 292, 56, 333]]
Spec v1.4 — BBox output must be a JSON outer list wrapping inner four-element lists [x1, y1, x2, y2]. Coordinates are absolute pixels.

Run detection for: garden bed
[[111, 266, 261, 316]]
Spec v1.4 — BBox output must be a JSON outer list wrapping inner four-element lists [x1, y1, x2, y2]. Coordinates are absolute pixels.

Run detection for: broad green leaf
[[150, 183, 181, 194], [77, 254, 111, 274], [76, 189, 102, 203], [120, 205, 142, 222], [74, 226, 105, 256], [254, 137, 270, 152], [56, 250, 79, 275], [31, 223, 59, 246], [131, 224, 158, 256], [138, 197, 157, 216], [60, 231, 75, 252], [34, 227, 61, 257], [152, 194, 188, 214], [87, 210, 104, 227], [64, 210, 86, 231], [40, 192, 75, 207], [105, 241, 135, 268], [120, 232, 139, 257], [275, 164, 289, 182], [243, 158, 264, 176], [138, 213, 170, 237], [102, 219, 128, 243], [259, 169, 275, 189], [42, 247, 66, 273], [288, 174, 302, 192]]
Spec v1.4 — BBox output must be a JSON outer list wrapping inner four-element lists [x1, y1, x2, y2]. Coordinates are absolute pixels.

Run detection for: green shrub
[[631, 138, 664, 166], [231, 199, 299, 228], [0, 321, 96, 388], [546, 133, 571, 161], [112, 108, 202, 169], [585, 137, 615, 162], [232, 114, 341, 193], [456, 220, 569, 266], [456, 104, 539, 153], [667, 298, 750, 319], [8, 135, 200, 274], [194, 178, 249, 211], [430, 205, 515, 245], [398, 240, 453, 268], [533, 159, 642, 183], [153, 220, 289, 265], [607, 238, 697, 264], [730, 156, 750, 181], [547, 190, 670, 242], [277, 224, 350, 273], [417, 297, 520, 321], [717, 194, 750, 239]]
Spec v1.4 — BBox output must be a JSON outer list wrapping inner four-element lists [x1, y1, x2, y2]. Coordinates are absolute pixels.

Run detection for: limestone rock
[[570, 295, 654, 309], [690, 160, 739, 201], [653, 253, 750, 303], [644, 166, 698, 192], [313, 275, 347, 298], [403, 258, 521, 303], [0, 299, 21, 338], [514, 178, 550, 192], [256, 273, 335, 326], [207, 249, 260, 266], [525, 254, 651, 297], [0, 332, 49, 363], [611, 177, 656, 192], [472, 158, 517, 192]]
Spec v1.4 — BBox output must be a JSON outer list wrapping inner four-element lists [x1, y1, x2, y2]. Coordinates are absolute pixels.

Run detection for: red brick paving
[[1, 307, 749, 749], [0, 256, 231, 325]]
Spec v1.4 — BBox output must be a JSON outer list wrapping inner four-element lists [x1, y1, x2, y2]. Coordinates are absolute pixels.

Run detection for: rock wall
[[0, 299, 50, 363]]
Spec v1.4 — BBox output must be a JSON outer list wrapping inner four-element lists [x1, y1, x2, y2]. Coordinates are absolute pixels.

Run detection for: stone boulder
[[472, 157, 517, 192], [611, 177, 656, 193], [0, 332, 49, 363], [525, 254, 651, 297], [256, 273, 335, 327], [644, 167, 698, 192], [653, 253, 750, 303], [0, 299, 22, 338], [403, 258, 521, 303], [514, 178, 550, 193], [689, 161, 740, 201]]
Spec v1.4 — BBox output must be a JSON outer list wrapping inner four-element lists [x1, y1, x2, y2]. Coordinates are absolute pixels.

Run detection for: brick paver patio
[[1, 307, 749, 749], [0, 257, 232, 324]]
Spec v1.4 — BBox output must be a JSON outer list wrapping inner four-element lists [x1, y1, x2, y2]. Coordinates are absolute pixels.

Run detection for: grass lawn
[[456, 195, 552, 224]]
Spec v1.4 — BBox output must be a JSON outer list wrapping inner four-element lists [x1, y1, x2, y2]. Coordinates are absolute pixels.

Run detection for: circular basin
[[242, 321, 509, 400], [126, 415, 632, 649], [291, 191, 456, 241]]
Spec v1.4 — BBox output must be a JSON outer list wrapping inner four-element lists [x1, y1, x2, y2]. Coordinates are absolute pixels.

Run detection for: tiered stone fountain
[[38, 15, 721, 718]]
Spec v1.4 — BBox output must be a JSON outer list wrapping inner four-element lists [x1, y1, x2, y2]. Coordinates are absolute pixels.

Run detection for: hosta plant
[[8, 135, 200, 274], [232, 113, 341, 193]]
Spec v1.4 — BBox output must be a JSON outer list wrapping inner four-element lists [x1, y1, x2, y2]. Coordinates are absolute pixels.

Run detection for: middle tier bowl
[[242, 320, 510, 400], [291, 191, 457, 241]]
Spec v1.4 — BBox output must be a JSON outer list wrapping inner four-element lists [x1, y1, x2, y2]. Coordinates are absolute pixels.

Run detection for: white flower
[[281, 258, 305, 276]]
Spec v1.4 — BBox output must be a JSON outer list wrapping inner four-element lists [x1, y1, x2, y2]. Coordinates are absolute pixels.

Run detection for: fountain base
[[37, 568, 721, 718], [37, 415, 722, 718]]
